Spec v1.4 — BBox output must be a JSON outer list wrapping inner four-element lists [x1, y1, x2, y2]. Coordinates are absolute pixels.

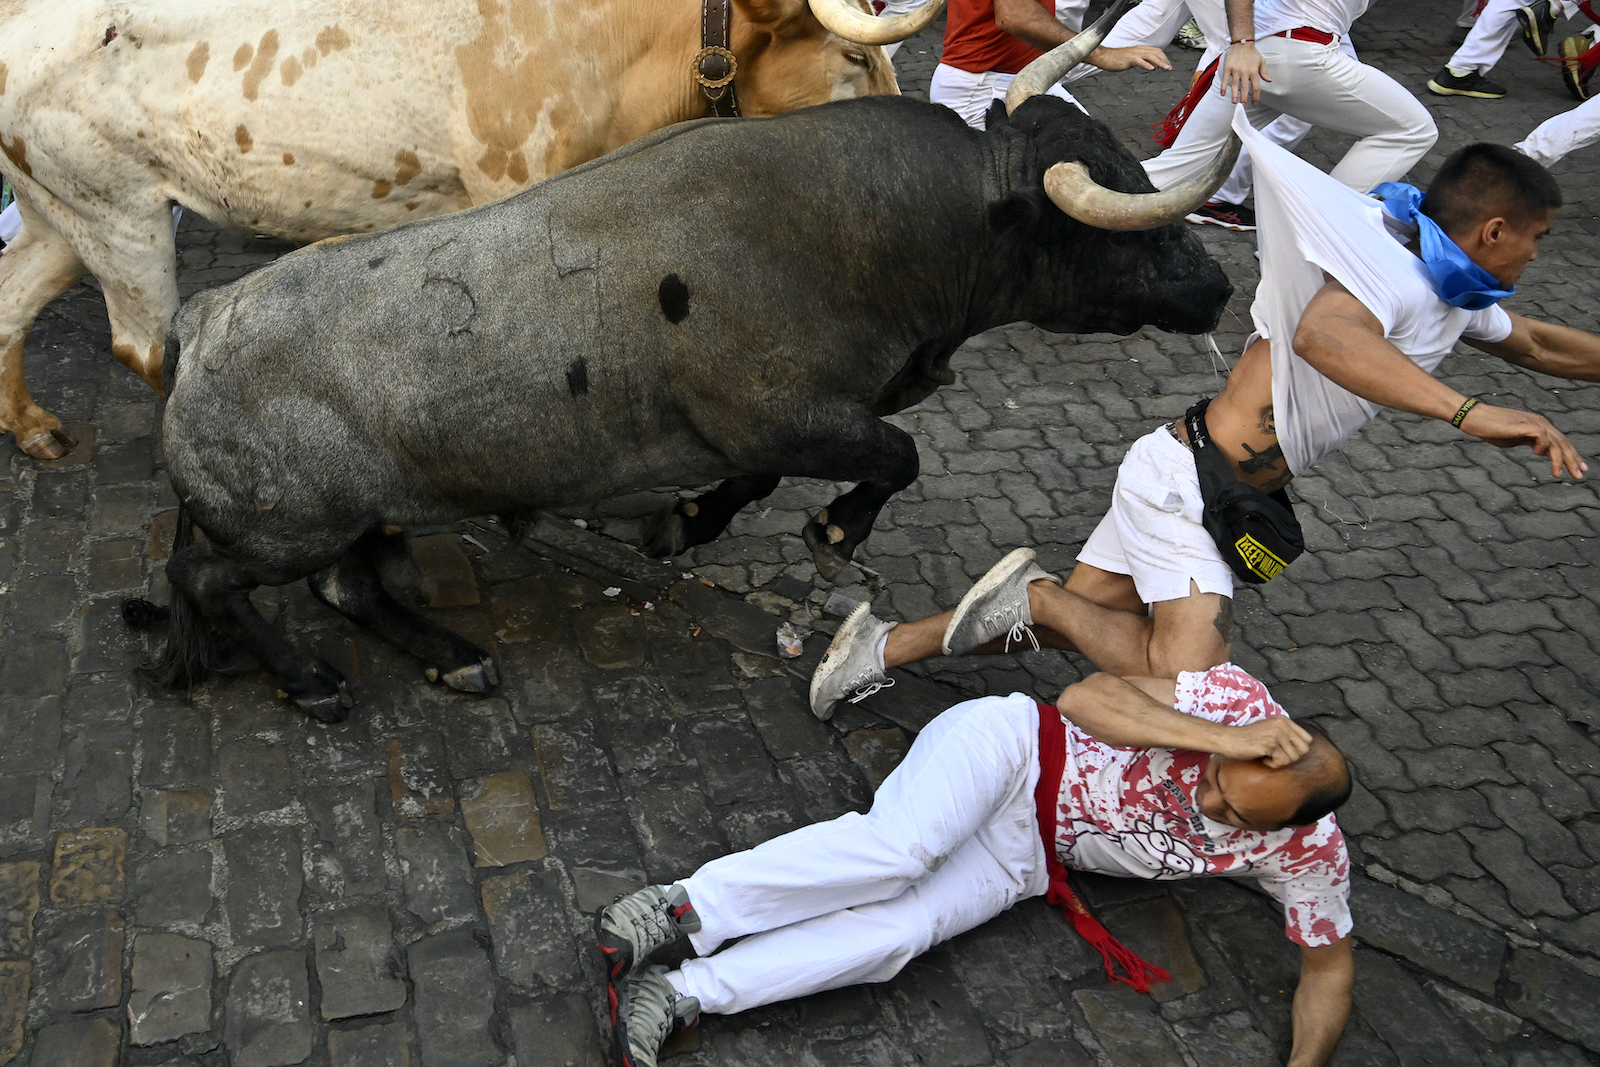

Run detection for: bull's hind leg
[[0, 199, 87, 458], [166, 541, 353, 722], [308, 530, 500, 693], [641, 473, 783, 557]]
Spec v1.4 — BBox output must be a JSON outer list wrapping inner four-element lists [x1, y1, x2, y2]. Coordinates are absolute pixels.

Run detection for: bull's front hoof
[[294, 681, 353, 724], [802, 521, 852, 582], [18, 426, 76, 460], [442, 657, 499, 694], [640, 505, 691, 558]]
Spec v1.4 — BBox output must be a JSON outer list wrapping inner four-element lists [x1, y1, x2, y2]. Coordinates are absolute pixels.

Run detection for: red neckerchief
[[1033, 703, 1173, 994]]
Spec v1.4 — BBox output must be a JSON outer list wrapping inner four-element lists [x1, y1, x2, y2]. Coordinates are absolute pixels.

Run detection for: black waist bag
[[1184, 398, 1303, 584]]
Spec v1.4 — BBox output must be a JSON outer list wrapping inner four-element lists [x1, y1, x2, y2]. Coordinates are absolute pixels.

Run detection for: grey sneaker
[[611, 964, 699, 1067], [942, 548, 1060, 656], [1175, 18, 1207, 50], [596, 884, 702, 981], [809, 603, 896, 720], [1517, 0, 1560, 55]]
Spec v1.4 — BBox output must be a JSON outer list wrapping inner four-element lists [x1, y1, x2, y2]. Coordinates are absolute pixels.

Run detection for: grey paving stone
[[1171, 1011, 1277, 1067], [32, 910, 125, 1013], [481, 867, 580, 992], [627, 775, 725, 882], [134, 849, 215, 927], [128, 931, 212, 1045], [1506, 949, 1600, 1054], [743, 676, 833, 760], [219, 737, 297, 817], [888, 953, 993, 1067], [328, 1021, 413, 1067], [394, 822, 479, 925], [509, 994, 606, 1067], [1461, 828, 1578, 919], [55, 724, 132, 825], [225, 949, 314, 1067], [304, 780, 386, 900], [409, 929, 502, 1067], [30, 1016, 121, 1067], [1351, 949, 1486, 1067], [139, 703, 212, 790], [1351, 878, 1506, 996], [1072, 988, 1185, 1067], [225, 827, 305, 946], [139, 788, 213, 846], [313, 903, 407, 1020]]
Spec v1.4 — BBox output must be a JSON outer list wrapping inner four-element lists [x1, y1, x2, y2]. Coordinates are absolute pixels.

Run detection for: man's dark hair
[[1422, 143, 1563, 237], [1282, 732, 1353, 828]]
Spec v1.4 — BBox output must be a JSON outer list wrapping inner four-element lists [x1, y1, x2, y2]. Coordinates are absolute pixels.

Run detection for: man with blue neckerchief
[[809, 130, 1600, 722]]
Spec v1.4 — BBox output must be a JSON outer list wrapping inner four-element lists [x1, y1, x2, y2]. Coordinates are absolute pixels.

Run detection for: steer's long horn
[[1005, 0, 1133, 114], [1042, 131, 1243, 230], [808, 0, 948, 45]]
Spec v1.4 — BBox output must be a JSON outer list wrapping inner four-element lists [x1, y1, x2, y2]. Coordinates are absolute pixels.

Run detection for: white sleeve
[[1463, 304, 1514, 344]]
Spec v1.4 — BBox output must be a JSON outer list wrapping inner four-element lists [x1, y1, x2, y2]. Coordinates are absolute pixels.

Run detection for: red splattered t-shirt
[[1051, 663, 1351, 947]]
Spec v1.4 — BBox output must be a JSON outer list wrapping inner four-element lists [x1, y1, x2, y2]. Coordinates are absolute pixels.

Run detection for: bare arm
[[1469, 310, 1600, 382], [1294, 281, 1588, 479], [993, 0, 1170, 71], [1056, 673, 1311, 767], [1287, 937, 1354, 1067], [1220, 0, 1269, 103]]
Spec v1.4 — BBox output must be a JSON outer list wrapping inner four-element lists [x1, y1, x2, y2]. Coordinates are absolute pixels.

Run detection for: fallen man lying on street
[[595, 663, 1355, 1067], [809, 130, 1600, 717]]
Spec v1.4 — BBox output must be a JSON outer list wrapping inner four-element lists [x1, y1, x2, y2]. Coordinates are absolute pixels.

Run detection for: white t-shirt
[[1051, 663, 1352, 947], [1253, 0, 1372, 37], [1239, 110, 1516, 474]]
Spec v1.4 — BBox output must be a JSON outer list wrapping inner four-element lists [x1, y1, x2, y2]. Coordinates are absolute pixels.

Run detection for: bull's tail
[[121, 504, 226, 689]]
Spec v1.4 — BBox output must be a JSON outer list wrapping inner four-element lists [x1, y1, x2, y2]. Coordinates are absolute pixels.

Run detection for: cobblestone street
[[2, 0, 1599, 1064]]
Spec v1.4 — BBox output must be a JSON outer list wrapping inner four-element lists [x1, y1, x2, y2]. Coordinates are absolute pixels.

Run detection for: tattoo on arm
[[1258, 405, 1276, 435], [1238, 441, 1285, 475], [1213, 598, 1235, 643]]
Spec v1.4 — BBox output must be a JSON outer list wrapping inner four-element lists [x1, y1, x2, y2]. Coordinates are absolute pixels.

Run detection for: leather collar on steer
[[696, 0, 741, 117]]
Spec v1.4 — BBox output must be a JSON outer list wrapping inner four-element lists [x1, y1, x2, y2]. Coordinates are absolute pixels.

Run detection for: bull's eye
[[841, 48, 870, 67]]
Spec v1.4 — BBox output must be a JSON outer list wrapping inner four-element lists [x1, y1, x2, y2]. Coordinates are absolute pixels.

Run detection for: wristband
[[1230, 36, 1256, 43], [1450, 396, 1481, 428]]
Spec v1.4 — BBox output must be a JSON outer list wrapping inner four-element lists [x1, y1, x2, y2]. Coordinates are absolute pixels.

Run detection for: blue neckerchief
[[1371, 182, 1514, 310]]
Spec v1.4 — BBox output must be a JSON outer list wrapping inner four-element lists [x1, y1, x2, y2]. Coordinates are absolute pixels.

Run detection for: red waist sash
[[1033, 703, 1172, 994]]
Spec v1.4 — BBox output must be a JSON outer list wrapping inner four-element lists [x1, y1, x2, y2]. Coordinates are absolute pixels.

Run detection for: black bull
[[134, 95, 1233, 720]]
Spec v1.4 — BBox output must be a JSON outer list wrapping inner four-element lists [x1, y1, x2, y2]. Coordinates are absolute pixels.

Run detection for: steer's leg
[[641, 473, 783, 557], [166, 539, 353, 723], [781, 416, 921, 581], [307, 530, 500, 693], [87, 208, 180, 396], [0, 199, 87, 458]]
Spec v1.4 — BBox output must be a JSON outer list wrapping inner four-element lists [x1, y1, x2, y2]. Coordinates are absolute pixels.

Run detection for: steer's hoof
[[442, 657, 498, 694], [19, 427, 75, 460], [641, 506, 690, 558], [295, 681, 353, 724], [802, 522, 851, 582]]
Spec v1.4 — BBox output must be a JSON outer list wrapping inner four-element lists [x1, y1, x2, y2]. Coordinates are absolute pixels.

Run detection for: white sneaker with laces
[[941, 548, 1061, 657]]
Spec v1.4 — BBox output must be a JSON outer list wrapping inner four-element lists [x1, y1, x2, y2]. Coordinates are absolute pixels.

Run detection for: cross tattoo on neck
[[1238, 441, 1285, 475]]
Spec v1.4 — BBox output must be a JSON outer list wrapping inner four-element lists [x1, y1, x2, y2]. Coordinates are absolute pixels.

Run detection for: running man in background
[[1428, 0, 1600, 98]]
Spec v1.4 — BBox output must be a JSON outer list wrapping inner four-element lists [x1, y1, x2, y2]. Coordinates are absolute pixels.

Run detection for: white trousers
[[1144, 36, 1436, 194], [1516, 93, 1600, 164], [1448, 0, 1583, 73], [930, 63, 1085, 129], [1062, 0, 1227, 86], [879, 0, 937, 60], [669, 695, 1049, 1016]]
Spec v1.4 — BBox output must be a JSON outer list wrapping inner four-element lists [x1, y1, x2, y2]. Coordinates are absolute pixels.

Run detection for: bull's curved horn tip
[[807, 0, 949, 46]]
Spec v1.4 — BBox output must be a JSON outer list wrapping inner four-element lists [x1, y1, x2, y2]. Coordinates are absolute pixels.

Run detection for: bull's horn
[[1005, 0, 1132, 114], [808, 0, 948, 45], [1042, 131, 1243, 230]]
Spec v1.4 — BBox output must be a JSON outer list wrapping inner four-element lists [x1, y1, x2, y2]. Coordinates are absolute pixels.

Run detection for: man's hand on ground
[[1220, 40, 1270, 103], [1458, 403, 1589, 479], [1217, 717, 1313, 768], [1090, 44, 1172, 72]]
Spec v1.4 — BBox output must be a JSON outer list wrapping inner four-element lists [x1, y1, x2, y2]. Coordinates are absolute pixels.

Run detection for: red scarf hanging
[[1580, 0, 1599, 24], [1033, 703, 1172, 994], [1151, 58, 1221, 148]]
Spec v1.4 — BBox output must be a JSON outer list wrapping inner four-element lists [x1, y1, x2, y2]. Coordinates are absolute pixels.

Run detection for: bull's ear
[[732, 0, 813, 25], [987, 188, 1046, 235]]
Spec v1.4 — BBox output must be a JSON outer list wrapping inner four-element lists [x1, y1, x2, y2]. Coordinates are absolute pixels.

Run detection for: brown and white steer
[[0, 0, 943, 458]]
